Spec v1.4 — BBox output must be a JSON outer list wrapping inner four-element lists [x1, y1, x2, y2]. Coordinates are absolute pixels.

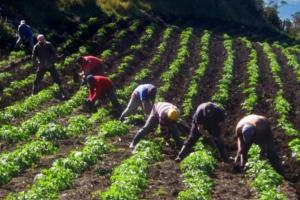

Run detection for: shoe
[[129, 142, 135, 149]]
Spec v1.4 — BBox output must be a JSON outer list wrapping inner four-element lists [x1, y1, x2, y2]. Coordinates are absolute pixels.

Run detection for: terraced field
[[0, 16, 300, 200]]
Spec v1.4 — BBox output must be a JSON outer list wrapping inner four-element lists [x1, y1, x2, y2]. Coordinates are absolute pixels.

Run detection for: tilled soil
[[139, 146, 185, 200], [58, 129, 135, 200], [254, 43, 300, 199], [192, 34, 225, 120], [273, 48, 300, 130], [211, 38, 255, 200], [165, 34, 200, 107]]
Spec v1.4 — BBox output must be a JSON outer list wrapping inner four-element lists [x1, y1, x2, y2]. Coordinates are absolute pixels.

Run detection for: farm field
[[0, 16, 300, 200]]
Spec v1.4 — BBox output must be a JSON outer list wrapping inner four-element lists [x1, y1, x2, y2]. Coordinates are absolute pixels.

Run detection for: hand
[[175, 156, 181, 162]]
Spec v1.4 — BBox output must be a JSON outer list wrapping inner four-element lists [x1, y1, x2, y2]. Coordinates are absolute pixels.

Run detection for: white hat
[[20, 20, 26, 24]]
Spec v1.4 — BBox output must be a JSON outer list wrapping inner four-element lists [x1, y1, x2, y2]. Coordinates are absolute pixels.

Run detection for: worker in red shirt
[[77, 55, 104, 82], [86, 75, 121, 113]]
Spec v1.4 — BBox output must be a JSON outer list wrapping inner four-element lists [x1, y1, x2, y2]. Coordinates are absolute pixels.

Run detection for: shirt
[[32, 41, 56, 66], [193, 102, 224, 130], [134, 84, 155, 101], [88, 76, 112, 102], [81, 56, 102, 75], [153, 102, 179, 125], [18, 24, 32, 39]]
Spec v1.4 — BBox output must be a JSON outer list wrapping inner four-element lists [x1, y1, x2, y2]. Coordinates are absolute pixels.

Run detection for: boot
[[31, 84, 38, 96], [59, 85, 66, 100]]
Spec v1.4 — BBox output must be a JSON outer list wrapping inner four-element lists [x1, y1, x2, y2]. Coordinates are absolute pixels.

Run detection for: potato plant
[[157, 27, 193, 100], [212, 34, 234, 107], [182, 30, 211, 118]]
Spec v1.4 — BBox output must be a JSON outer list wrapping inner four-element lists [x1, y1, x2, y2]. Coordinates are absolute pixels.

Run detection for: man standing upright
[[32, 34, 65, 99]]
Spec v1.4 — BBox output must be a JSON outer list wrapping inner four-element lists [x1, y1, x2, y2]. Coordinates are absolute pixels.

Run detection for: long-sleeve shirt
[[134, 84, 155, 101], [152, 102, 179, 126], [81, 56, 103, 75], [18, 24, 32, 39], [88, 76, 112, 102], [32, 41, 56, 67]]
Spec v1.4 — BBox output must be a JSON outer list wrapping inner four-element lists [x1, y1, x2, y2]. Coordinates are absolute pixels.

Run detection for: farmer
[[119, 84, 157, 121], [176, 102, 227, 161], [15, 20, 33, 51], [76, 55, 104, 81], [234, 114, 283, 173], [130, 102, 183, 150], [85, 75, 121, 112], [32, 34, 65, 98]]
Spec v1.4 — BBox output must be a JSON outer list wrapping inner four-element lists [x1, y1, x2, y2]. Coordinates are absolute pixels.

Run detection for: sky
[[265, 0, 300, 19]]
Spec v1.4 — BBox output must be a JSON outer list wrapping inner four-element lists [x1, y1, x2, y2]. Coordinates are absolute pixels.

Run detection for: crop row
[[0, 20, 124, 126], [271, 43, 300, 161], [177, 33, 233, 199], [247, 145, 287, 199], [109, 23, 156, 80], [238, 41, 287, 199], [0, 21, 119, 104], [157, 27, 193, 100], [240, 37, 259, 113], [261, 43, 299, 138], [117, 26, 174, 101], [98, 27, 188, 199], [211, 34, 234, 107], [182, 30, 211, 118], [0, 24, 156, 194]]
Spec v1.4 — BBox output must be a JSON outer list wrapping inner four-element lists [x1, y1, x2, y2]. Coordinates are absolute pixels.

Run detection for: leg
[[120, 94, 140, 120], [48, 66, 62, 85], [32, 67, 47, 95], [48, 66, 65, 98], [130, 112, 159, 148], [106, 86, 122, 113], [177, 123, 200, 159], [15, 37, 22, 49], [266, 139, 284, 175], [208, 127, 228, 161], [143, 100, 153, 115], [170, 124, 184, 150]]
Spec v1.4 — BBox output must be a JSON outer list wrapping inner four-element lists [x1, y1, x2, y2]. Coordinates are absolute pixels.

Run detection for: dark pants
[[131, 112, 183, 149], [33, 65, 62, 94], [105, 86, 121, 112]]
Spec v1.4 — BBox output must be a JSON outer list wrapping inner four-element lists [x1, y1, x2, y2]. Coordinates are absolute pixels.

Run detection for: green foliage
[[109, 24, 156, 80], [66, 115, 91, 137], [7, 136, 109, 200], [247, 145, 287, 200], [158, 27, 193, 100], [289, 138, 300, 161], [101, 140, 160, 199], [99, 120, 129, 137], [182, 30, 211, 117], [240, 37, 259, 113], [36, 123, 67, 141], [178, 140, 216, 200], [0, 141, 56, 186], [262, 43, 299, 137], [212, 34, 234, 107]]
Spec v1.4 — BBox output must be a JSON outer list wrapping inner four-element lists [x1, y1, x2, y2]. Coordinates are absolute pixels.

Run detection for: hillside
[[0, 3, 300, 200]]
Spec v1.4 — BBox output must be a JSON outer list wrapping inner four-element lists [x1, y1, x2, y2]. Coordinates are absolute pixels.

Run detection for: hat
[[167, 107, 179, 121], [37, 34, 45, 42], [86, 74, 95, 84], [20, 20, 26, 24]]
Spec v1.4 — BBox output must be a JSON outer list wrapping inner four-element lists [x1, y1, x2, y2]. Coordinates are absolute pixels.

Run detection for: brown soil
[[0, 142, 81, 198], [139, 146, 185, 200], [211, 38, 255, 200], [166, 34, 200, 108], [253, 43, 300, 199], [192, 34, 226, 120], [273, 48, 300, 130], [58, 129, 135, 200]]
